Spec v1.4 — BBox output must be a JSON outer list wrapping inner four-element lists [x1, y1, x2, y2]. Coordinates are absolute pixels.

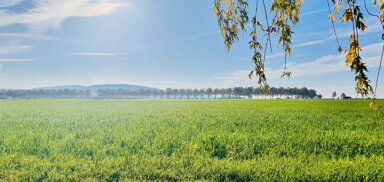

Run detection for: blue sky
[[0, 0, 382, 97]]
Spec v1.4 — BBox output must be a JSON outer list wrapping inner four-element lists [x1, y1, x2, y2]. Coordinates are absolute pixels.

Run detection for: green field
[[0, 100, 383, 181]]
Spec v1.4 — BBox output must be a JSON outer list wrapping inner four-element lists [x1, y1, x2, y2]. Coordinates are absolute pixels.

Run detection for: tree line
[[97, 87, 319, 99], [0, 87, 320, 99], [0, 89, 92, 99]]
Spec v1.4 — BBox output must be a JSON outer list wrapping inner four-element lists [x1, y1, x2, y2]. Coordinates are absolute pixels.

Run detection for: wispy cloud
[[139, 8, 329, 49], [71, 52, 147, 61], [294, 17, 382, 47], [215, 42, 383, 87], [0, 0, 25, 8], [0, 33, 58, 41], [72, 52, 121, 56], [300, 8, 328, 16], [139, 31, 219, 49], [0, 0, 130, 32], [266, 52, 285, 59], [336, 17, 382, 38], [0, 58, 36, 62], [294, 39, 328, 47], [0, 45, 33, 54]]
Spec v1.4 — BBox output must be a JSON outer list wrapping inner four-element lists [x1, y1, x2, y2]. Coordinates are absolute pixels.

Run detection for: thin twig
[[253, 0, 259, 56], [262, 0, 272, 53], [326, 0, 341, 47], [263, 39, 269, 66], [363, 0, 380, 19], [284, 45, 287, 70], [348, 1, 359, 57], [284, 18, 288, 71], [375, 44, 384, 97]]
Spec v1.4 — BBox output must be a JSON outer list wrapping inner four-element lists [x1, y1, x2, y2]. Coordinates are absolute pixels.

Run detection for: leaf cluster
[[213, 0, 384, 110]]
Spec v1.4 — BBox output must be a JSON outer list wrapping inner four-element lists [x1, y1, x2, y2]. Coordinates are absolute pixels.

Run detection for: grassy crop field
[[0, 99, 383, 181]]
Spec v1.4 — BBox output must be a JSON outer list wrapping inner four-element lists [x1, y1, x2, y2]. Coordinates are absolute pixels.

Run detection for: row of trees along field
[[0, 87, 319, 99], [0, 89, 91, 99], [98, 87, 319, 99]]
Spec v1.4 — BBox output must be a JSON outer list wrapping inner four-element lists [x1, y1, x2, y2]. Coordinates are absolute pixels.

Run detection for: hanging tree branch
[[362, 0, 384, 111], [326, 0, 342, 53], [262, 0, 272, 54], [213, 0, 384, 110], [281, 18, 292, 79]]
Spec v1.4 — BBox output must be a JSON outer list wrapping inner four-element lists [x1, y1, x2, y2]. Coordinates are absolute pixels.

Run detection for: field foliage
[[0, 100, 383, 181]]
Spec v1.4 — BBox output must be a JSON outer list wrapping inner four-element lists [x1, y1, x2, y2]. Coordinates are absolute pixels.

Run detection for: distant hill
[[37, 84, 161, 92]]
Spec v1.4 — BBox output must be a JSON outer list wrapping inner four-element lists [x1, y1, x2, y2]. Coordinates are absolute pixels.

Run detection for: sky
[[0, 0, 383, 98]]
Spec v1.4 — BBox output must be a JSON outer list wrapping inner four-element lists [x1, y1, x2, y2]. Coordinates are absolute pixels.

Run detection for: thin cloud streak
[[294, 17, 381, 47], [0, 45, 33, 54], [294, 39, 328, 47], [0, 58, 37, 62], [0, 33, 59, 40], [71, 53, 148, 61], [300, 8, 328, 16], [215, 42, 383, 87], [72, 52, 121, 56], [138, 31, 219, 49], [139, 8, 329, 49]]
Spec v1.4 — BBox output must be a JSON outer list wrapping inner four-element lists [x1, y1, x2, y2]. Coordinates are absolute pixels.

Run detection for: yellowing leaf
[[248, 70, 254, 79], [251, 30, 257, 37], [334, 5, 340, 14], [346, 53, 354, 65], [342, 8, 353, 23], [257, 22, 263, 30], [370, 100, 383, 112], [349, 35, 355, 43], [328, 14, 336, 23], [286, 47, 292, 55], [264, 33, 270, 39], [337, 46, 343, 54]]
